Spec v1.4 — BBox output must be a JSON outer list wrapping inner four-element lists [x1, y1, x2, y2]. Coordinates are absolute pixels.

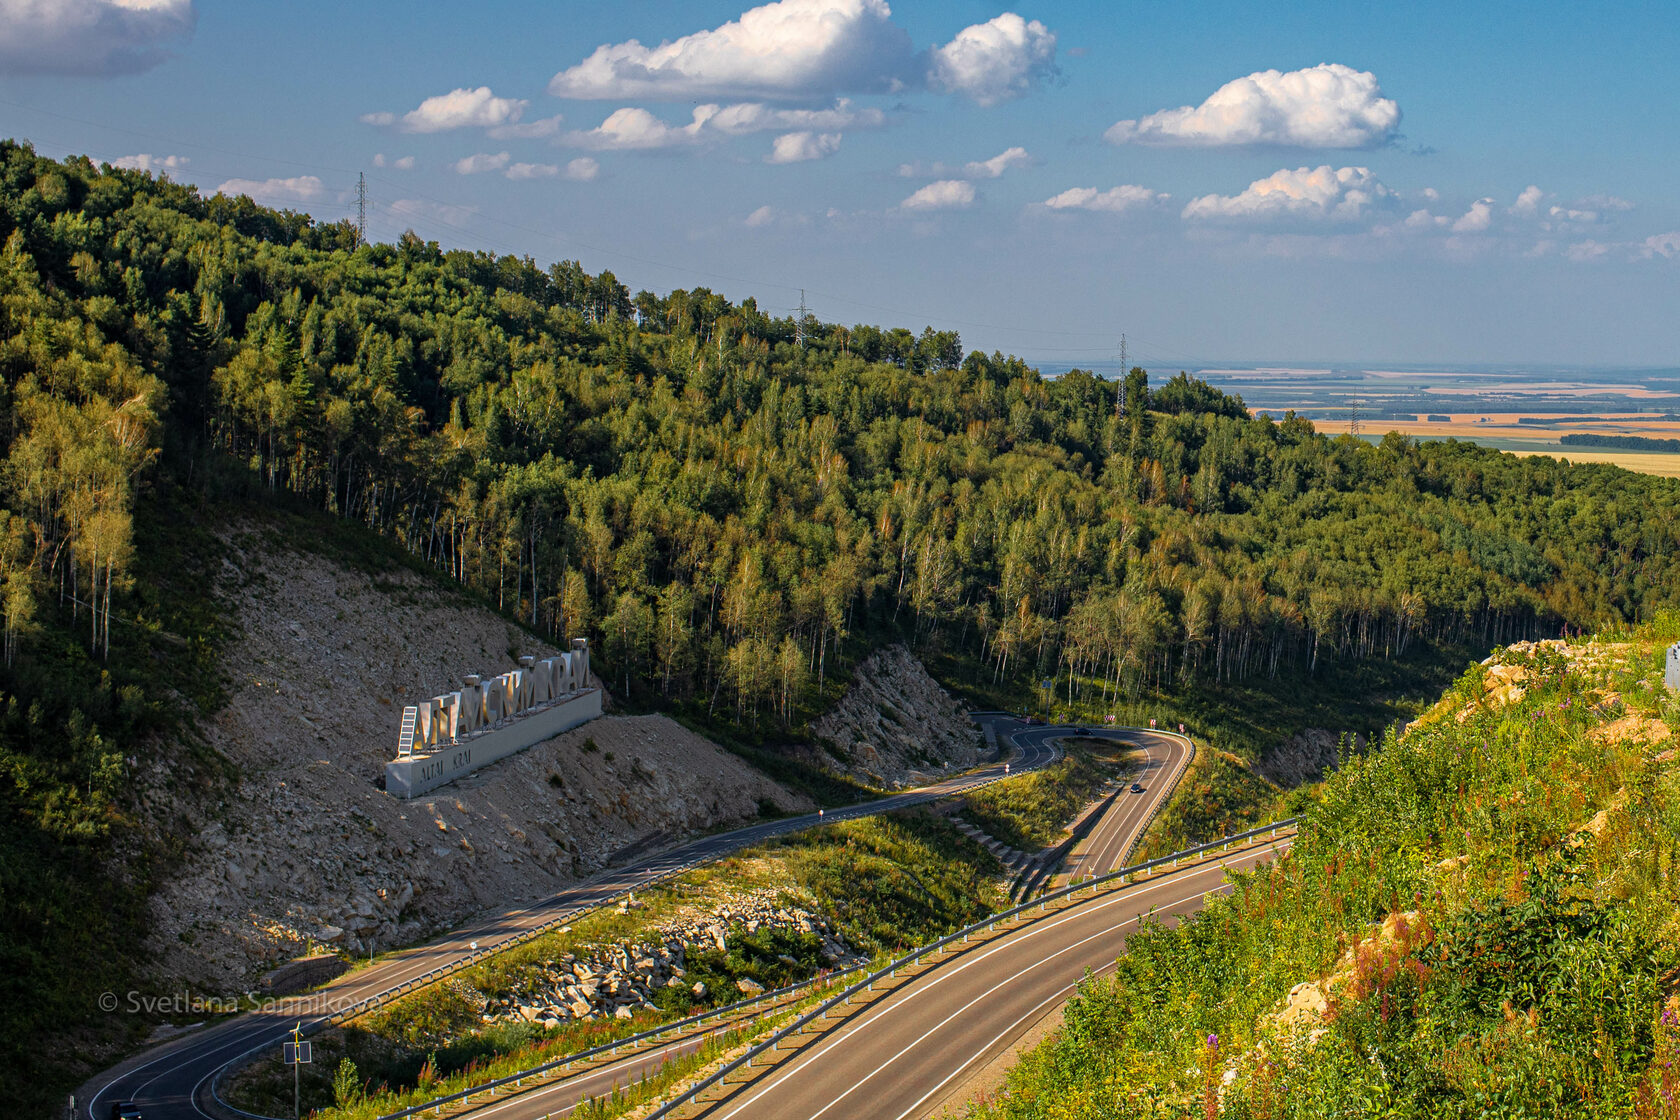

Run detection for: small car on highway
[[110, 1103, 143, 1120], [1130, 782, 1144, 794]]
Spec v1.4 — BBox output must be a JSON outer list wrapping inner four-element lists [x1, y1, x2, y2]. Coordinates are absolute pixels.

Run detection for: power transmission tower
[[794, 289, 810, 347], [1349, 397, 1362, 437], [355, 173, 367, 244], [1116, 332, 1129, 420]]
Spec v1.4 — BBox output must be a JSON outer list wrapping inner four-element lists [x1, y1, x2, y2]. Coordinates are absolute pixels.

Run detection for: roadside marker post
[[283, 1023, 312, 1120]]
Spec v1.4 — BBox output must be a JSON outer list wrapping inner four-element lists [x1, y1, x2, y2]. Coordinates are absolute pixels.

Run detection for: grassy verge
[[232, 807, 1004, 1117], [968, 618, 1680, 1118], [1132, 746, 1287, 861], [959, 746, 1129, 851]]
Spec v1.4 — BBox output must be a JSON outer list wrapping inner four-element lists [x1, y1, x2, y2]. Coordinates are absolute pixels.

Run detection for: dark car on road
[[1130, 782, 1144, 794], [110, 1104, 143, 1120]]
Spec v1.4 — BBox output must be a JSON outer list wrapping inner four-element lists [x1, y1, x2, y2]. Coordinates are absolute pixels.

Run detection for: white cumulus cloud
[[507, 162, 560, 180], [564, 99, 879, 150], [112, 153, 188, 172], [1107, 63, 1400, 149], [928, 13, 1056, 106], [549, 0, 915, 101], [454, 151, 511, 175], [965, 146, 1031, 178], [898, 146, 1032, 181], [1452, 199, 1494, 233], [0, 0, 195, 75], [365, 87, 530, 133], [490, 115, 564, 140], [214, 175, 325, 206], [372, 154, 416, 171], [1510, 185, 1544, 216], [1041, 185, 1167, 213], [768, 131, 841, 162], [1639, 233, 1680, 260], [901, 179, 975, 211], [1182, 166, 1395, 222], [566, 107, 696, 150], [745, 204, 777, 227], [564, 157, 600, 181], [696, 98, 882, 135]]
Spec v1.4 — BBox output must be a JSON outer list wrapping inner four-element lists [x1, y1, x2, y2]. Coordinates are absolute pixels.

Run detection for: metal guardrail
[[1013, 728, 1197, 901], [643, 815, 1299, 1120], [203, 753, 1049, 1120], [375, 960, 873, 1120], [1114, 729, 1197, 871]]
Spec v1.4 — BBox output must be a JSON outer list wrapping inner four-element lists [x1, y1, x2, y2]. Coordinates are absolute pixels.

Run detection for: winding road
[[409, 726, 1220, 1120], [80, 723, 1060, 1120]]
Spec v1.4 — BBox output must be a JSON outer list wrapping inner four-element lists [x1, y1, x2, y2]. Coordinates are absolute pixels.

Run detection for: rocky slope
[[140, 525, 809, 990], [479, 888, 865, 1027], [810, 644, 986, 788], [1257, 728, 1367, 787]]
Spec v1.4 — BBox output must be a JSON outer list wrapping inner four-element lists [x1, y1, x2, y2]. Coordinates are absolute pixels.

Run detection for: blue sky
[[2, 0, 1676, 369]]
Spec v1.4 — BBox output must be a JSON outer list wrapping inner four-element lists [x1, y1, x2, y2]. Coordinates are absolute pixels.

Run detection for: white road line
[[706, 850, 1280, 1120], [795, 882, 1229, 1120], [891, 884, 1216, 1120]]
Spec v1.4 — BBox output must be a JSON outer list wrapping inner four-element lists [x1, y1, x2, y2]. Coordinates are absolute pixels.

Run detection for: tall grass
[[971, 619, 1680, 1118]]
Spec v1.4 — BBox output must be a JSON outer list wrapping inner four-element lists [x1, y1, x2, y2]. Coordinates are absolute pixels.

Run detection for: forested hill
[[6, 140, 1680, 726], [6, 139, 1680, 1108]]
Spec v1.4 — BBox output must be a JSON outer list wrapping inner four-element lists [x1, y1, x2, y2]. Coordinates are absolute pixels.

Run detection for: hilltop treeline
[[1561, 432, 1680, 453], [6, 140, 1680, 740]]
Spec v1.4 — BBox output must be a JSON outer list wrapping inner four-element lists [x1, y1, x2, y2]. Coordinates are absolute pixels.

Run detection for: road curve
[[81, 725, 1060, 1120], [359, 727, 1202, 1120], [1055, 728, 1192, 882]]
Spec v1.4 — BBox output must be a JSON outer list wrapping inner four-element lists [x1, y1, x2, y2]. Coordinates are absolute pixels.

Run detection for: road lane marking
[[705, 846, 1287, 1120], [791, 881, 1234, 1120]]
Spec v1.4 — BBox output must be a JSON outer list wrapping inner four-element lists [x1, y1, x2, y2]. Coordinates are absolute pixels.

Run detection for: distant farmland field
[[1267, 415, 1680, 478]]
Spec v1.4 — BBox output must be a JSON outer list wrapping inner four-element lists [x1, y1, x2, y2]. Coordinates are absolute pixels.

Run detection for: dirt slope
[[140, 526, 808, 990]]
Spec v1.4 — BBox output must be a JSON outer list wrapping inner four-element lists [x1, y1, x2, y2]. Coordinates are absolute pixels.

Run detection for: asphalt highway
[[349, 728, 1214, 1120], [1055, 728, 1193, 882], [695, 841, 1289, 1120], [431, 832, 1288, 1120], [80, 722, 1059, 1120]]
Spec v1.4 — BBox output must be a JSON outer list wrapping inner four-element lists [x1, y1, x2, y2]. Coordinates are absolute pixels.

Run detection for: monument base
[[385, 688, 603, 799]]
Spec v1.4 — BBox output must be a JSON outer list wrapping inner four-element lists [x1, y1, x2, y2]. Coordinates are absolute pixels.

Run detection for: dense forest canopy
[[5, 140, 1680, 743], [6, 138, 1680, 1109]]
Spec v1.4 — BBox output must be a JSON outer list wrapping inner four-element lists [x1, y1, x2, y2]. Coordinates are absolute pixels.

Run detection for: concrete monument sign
[[386, 638, 601, 799], [1667, 642, 1680, 693]]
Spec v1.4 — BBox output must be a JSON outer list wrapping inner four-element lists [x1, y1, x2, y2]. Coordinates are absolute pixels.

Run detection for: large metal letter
[[571, 638, 590, 688], [458, 677, 483, 735]]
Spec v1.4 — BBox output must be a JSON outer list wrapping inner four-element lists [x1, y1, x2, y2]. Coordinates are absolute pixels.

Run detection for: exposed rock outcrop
[[475, 890, 864, 1027], [1257, 729, 1366, 788], [810, 645, 985, 788], [140, 526, 809, 991]]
